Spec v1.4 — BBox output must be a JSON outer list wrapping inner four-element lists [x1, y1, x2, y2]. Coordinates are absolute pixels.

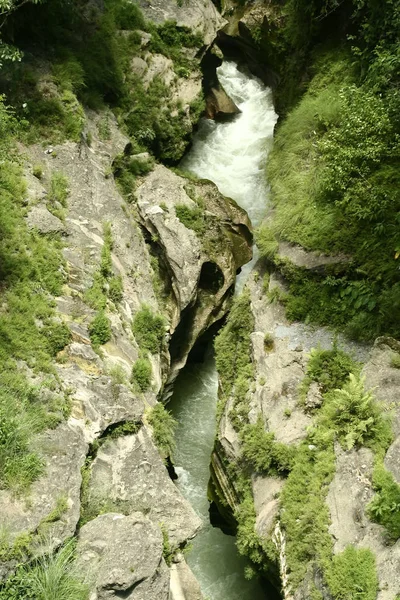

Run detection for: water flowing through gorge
[[168, 62, 278, 600]]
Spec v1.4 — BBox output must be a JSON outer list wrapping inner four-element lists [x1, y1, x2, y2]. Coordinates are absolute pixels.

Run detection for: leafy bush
[[324, 546, 378, 600], [241, 416, 296, 474], [132, 305, 165, 354], [108, 275, 123, 304], [43, 321, 71, 355], [88, 311, 111, 347], [368, 460, 400, 540], [320, 374, 392, 451], [301, 345, 359, 398], [147, 403, 177, 460], [131, 357, 152, 392]]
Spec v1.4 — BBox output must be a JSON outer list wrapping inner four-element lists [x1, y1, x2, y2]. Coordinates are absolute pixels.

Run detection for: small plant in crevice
[[0, 540, 89, 600], [147, 403, 177, 461], [160, 524, 173, 566]]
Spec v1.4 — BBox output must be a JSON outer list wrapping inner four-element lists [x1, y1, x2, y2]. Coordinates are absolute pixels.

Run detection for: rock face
[[76, 512, 169, 600], [135, 0, 226, 45], [0, 36, 250, 595], [136, 165, 252, 390], [212, 263, 388, 598], [88, 428, 201, 548]]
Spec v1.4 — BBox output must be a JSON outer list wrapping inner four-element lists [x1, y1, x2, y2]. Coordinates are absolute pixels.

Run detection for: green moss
[[175, 203, 206, 235], [324, 546, 378, 600]]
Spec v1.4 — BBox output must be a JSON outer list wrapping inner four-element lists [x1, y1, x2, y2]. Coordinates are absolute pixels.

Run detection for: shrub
[[320, 374, 392, 451], [241, 416, 296, 474], [301, 345, 359, 398], [100, 222, 113, 278], [132, 305, 165, 354], [324, 546, 378, 600], [33, 164, 43, 179], [147, 403, 177, 460], [368, 460, 400, 540], [43, 321, 71, 355], [264, 332, 274, 351], [108, 275, 123, 303], [88, 311, 111, 347], [131, 357, 152, 392]]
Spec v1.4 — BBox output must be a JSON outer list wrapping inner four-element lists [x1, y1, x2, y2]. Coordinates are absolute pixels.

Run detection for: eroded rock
[[88, 428, 202, 547], [76, 512, 169, 600]]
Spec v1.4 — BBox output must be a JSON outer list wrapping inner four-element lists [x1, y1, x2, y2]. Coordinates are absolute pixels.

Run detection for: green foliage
[[280, 440, 336, 589], [241, 416, 296, 475], [131, 357, 152, 392], [43, 321, 72, 355], [215, 291, 255, 396], [132, 305, 165, 355], [255, 224, 279, 260], [235, 489, 270, 566], [368, 460, 400, 541], [100, 222, 113, 277], [301, 344, 359, 399], [47, 171, 69, 219], [267, 51, 400, 340], [147, 403, 177, 460], [160, 524, 173, 566], [108, 275, 123, 304], [263, 332, 274, 351], [175, 203, 206, 235], [88, 311, 111, 347], [324, 546, 378, 600], [320, 374, 392, 452], [390, 353, 400, 369], [0, 540, 89, 600]]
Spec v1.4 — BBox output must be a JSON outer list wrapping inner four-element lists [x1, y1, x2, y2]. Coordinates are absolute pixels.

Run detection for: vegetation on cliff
[[256, 0, 400, 342]]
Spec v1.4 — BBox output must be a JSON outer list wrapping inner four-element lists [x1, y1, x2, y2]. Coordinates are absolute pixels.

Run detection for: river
[[168, 61, 278, 600]]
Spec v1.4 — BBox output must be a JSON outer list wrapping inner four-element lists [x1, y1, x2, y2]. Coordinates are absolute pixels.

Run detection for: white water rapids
[[169, 62, 278, 600]]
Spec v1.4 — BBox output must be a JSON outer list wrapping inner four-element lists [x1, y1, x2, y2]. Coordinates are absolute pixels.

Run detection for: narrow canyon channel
[[168, 62, 279, 600]]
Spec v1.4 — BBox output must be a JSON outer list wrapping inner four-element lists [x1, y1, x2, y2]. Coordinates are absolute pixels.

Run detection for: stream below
[[168, 62, 278, 600]]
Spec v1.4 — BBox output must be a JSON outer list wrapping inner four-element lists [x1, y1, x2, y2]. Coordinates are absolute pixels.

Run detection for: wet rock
[[205, 84, 241, 120], [76, 512, 169, 600]]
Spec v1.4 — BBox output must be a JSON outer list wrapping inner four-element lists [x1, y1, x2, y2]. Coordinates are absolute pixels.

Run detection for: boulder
[[26, 204, 66, 234], [76, 512, 170, 600], [88, 428, 202, 548], [205, 84, 240, 120]]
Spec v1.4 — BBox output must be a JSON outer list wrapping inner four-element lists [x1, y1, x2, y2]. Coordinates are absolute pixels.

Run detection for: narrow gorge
[[0, 1, 399, 600]]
